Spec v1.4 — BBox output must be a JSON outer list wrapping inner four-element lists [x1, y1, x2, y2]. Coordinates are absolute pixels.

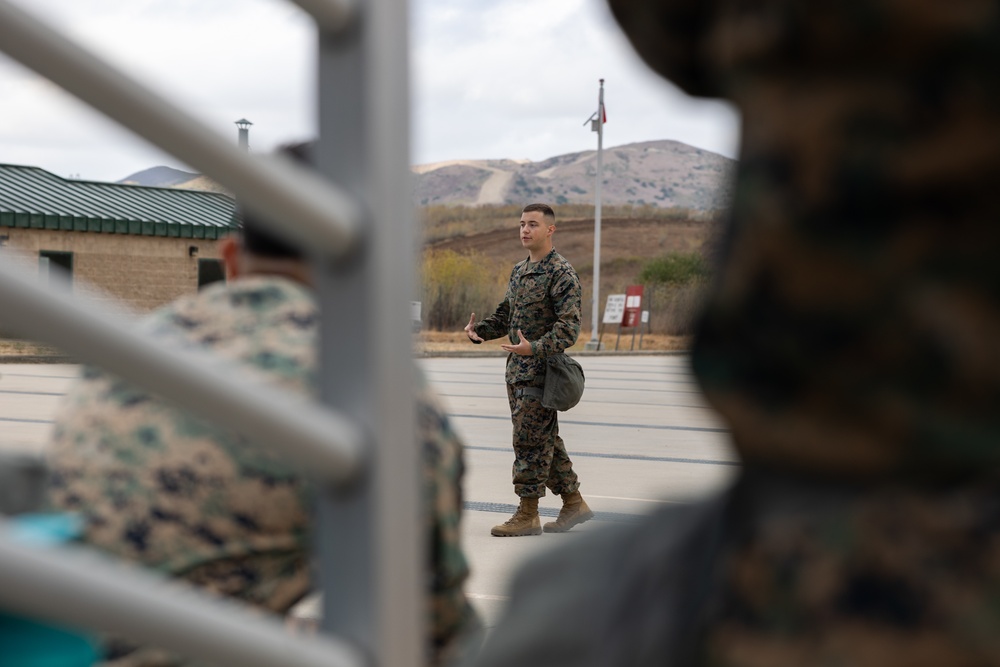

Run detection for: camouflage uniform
[[469, 1, 1000, 665], [45, 276, 476, 666], [473, 248, 582, 498]]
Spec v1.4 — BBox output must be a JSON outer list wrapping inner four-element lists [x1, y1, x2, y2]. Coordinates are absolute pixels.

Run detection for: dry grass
[[0, 330, 690, 361], [0, 339, 62, 357], [421, 203, 702, 245], [414, 329, 690, 354]]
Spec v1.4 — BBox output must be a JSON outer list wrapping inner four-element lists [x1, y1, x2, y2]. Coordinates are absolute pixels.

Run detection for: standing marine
[[464, 203, 593, 537]]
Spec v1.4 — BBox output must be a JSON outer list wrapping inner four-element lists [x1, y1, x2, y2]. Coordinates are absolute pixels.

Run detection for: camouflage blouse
[[474, 249, 581, 385], [45, 276, 475, 663]]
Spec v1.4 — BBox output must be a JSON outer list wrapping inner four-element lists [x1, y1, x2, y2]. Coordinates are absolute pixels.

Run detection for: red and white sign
[[623, 285, 643, 328]]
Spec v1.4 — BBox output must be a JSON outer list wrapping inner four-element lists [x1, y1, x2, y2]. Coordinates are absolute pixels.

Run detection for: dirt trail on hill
[[474, 169, 514, 205]]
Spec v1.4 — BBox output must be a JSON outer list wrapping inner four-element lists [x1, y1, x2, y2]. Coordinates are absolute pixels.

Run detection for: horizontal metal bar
[[287, 0, 357, 32], [0, 258, 365, 488], [0, 0, 363, 260], [0, 526, 365, 667]]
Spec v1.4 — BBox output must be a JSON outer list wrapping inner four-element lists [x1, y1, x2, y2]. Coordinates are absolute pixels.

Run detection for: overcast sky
[[0, 0, 740, 183]]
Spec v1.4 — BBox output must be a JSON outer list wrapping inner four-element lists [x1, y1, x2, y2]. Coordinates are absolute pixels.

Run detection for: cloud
[[1, 0, 314, 180], [0, 0, 739, 182], [411, 0, 739, 164]]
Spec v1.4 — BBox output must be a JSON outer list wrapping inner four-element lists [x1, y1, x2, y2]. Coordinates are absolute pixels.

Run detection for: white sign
[[411, 301, 423, 332], [641, 310, 649, 323], [626, 295, 642, 308], [602, 294, 626, 324]]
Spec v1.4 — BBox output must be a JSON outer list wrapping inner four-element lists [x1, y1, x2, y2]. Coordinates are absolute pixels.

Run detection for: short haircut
[[522, 203, 555, 222], [234, 141, 314, 259]]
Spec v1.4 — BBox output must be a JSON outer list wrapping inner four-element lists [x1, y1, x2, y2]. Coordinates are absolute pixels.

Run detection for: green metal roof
[[0, 163, 237, 239]]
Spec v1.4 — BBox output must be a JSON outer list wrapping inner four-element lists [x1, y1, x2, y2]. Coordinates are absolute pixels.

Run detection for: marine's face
[[519, 211, 553, 253]]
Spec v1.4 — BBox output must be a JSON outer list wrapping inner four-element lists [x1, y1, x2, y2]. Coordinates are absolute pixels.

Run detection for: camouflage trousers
[[506, 382, 580, 499]]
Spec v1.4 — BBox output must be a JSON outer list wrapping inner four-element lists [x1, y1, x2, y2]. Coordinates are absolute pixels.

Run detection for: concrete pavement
[[422, 354, 737, 627], [0, 355, 738, 629]]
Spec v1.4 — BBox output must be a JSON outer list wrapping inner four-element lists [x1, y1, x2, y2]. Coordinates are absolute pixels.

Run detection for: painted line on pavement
[[464, 444, 739, 467], [438, 391, 712, 411], [586, 494, 677, 504], [430, 377, 699, 390], [464, 500, 641, 523], [467, 593, 510, 602], [451, 413, 728, 434]]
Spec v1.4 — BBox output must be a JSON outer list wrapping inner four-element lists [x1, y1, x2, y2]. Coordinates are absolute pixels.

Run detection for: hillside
[[120, 138, 735, 211], [117, 165, 199, 188], [413, 140, 734, 211], [432, 216, 710, 279], [167, 174, 232, 195], [428, 212, 721, 333]]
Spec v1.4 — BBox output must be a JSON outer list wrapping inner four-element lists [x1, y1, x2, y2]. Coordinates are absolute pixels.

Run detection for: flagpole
[[585, 79, 605, 350]]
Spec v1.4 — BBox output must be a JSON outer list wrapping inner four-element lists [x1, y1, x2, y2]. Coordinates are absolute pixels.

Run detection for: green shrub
[[638, 252, 709, 286]]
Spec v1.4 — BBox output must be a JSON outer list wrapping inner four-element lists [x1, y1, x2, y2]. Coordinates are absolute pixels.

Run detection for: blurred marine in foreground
[[45, 143, 477, 666], [471, 1, 1000, 665]]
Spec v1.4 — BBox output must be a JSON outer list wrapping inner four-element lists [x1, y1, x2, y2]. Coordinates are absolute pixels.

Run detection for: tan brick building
[[0, 163, 237, 313]]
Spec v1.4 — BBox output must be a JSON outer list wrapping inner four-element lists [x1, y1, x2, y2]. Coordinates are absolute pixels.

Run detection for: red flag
[[602, 104, 607, 123]]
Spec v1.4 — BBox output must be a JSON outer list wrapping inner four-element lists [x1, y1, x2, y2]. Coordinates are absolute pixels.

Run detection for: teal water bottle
[[0, 513, 99, 667]]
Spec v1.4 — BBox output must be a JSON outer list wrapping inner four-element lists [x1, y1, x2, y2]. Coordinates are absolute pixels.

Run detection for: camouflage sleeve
[[606, 0, 720, 98], [473, 267, 515, 342], [530, 268, 581, 358], [473, 299, 510, 342], [416, 375, 479, 663]]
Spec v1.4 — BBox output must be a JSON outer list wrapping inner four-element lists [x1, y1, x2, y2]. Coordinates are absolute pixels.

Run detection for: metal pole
[[315, 0, 421, 663], [586, 80, 605, 350], [285, 0, 356, 32]]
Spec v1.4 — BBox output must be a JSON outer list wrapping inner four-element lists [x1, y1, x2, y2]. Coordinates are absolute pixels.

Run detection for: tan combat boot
[[491, 497, 542, 537], [543, 490, 594, 533]]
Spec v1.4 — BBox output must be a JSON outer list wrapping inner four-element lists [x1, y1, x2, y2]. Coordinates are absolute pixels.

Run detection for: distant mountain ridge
[[117, 165, 198, 188], [119, 139, 735, 211], [414, 140, 735, 211]]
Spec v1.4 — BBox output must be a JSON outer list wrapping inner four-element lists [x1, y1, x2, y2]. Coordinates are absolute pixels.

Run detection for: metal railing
[[0, 0, 419, 664], [0, 523, 364, 667]]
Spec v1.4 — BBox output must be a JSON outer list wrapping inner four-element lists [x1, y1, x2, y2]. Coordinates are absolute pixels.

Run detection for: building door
[[39, 250, 73, 290], [198, 258, 225, 290]]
